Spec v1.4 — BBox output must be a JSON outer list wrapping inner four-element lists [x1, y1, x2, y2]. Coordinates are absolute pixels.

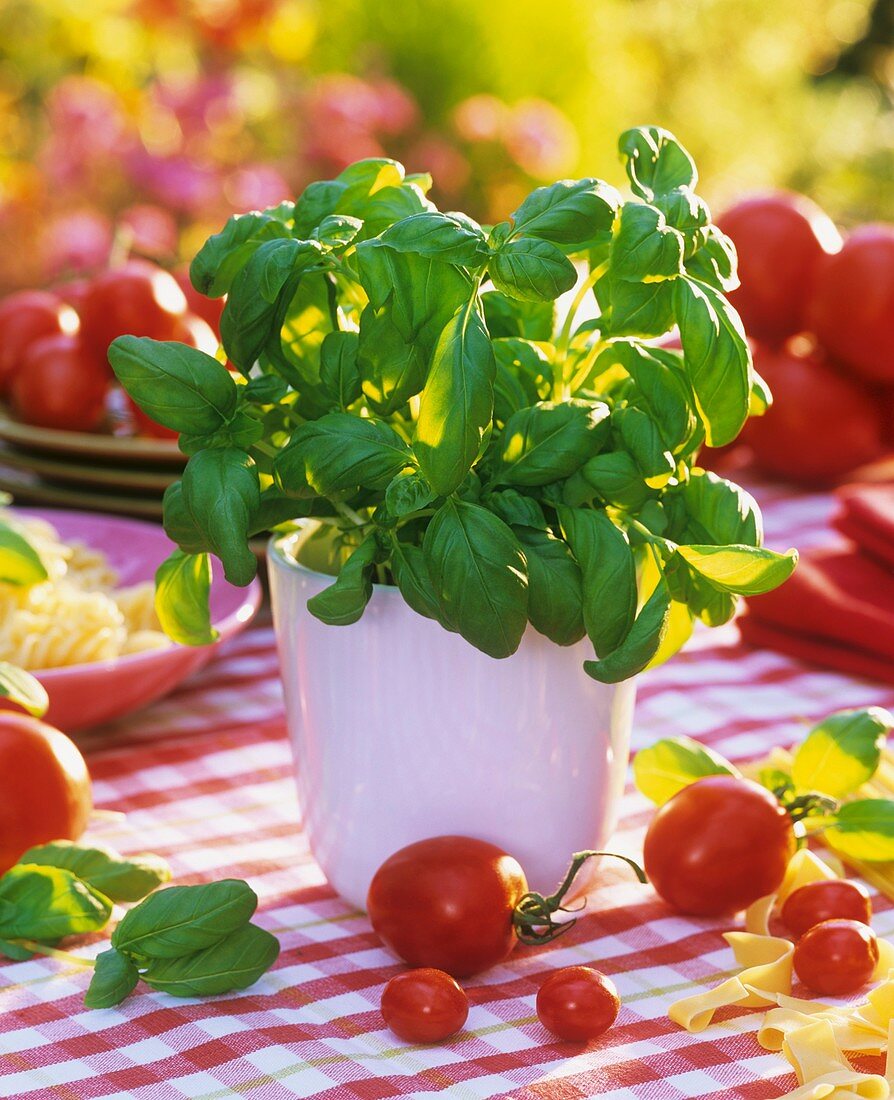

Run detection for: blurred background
[[1, 0, 893, 293]]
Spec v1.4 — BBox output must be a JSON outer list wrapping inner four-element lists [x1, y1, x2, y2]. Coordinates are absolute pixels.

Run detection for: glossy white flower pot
[[268, 526, 637, 911]]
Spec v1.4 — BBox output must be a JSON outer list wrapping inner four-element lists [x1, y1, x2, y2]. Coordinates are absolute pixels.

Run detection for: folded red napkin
[[835, 484, 894, 570]]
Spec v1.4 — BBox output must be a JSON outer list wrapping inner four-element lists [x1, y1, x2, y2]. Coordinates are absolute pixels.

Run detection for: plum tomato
[[536, 966, 620, 1042], [744, 340, 884, 485], [643, 776, 795, 916], [79, 260, 187, 363], [808, 224, 894, 384], [380, 968, 469, 1043], [781, 879, 872, 938], [0, 713, 92, 873], [12, 334, 109, 432], [0, 290, 79, 397], [717, 192, 841, 343], [793, 919, 879, 995]]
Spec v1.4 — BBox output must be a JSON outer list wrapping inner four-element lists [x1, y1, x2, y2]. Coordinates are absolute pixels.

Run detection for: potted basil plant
[[110, 126, 797, 908]]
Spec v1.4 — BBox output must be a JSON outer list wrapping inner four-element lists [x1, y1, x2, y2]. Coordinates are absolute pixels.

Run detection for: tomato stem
[[512, 850, 647, 946]]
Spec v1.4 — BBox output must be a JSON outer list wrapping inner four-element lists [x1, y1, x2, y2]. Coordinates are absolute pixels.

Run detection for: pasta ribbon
[[781, 1020, 888, 1099]]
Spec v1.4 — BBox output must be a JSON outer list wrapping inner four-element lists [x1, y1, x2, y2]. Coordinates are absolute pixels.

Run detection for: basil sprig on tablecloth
[[110, 126, 797, 682]]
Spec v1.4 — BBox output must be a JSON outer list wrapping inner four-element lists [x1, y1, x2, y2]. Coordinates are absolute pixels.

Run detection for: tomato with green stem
[[781, 880, 872, 938], [380, 968, 468, 1043], [536, 966, 619, 1042], [793, 919, 879, 994]]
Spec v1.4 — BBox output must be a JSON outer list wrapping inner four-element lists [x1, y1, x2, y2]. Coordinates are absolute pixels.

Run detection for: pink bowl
[[11, 508, 262, 732]]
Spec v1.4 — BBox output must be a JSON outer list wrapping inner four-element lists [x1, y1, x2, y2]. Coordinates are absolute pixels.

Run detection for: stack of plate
[[0, 408, 183, 521]]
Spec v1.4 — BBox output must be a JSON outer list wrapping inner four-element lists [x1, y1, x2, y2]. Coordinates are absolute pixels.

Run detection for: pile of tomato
[[715, 193, 894, 485], [0, 261, 222, 438]]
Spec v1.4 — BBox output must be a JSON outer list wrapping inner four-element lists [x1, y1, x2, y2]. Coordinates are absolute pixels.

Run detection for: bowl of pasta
[[1, 507, 262, 731]]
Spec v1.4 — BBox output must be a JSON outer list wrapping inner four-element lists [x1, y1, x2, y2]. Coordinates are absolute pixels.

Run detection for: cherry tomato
[[12, 335, 109, 432], [0, 291, 79, 397], [367, 836, 528, 977], [717, 192, 841, 343], [808, 224, 894, 384], [643, 776, 795, 916], [175, 270, 224, 337], [0, 713, 92, 873], [781, 880, 872, 938], [536, 966, 619, 1042], [744, 341, 884, 485], [380, 968, 469, 1043], [79, 261, 187, 365], [793, 919, 879, 995]]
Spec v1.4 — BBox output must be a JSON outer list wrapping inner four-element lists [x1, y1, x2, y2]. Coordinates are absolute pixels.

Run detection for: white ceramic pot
[[268, 526, 637, 911]]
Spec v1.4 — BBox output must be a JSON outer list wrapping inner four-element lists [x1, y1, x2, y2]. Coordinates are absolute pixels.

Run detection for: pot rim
[[267, 520, 403, 595]]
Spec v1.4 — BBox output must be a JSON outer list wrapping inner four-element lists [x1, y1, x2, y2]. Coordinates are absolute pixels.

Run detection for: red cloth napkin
[[738, 485, 894, 684]]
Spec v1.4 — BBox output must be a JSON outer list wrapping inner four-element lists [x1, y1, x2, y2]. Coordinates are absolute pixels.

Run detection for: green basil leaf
[[182, 449, 260, 587], [357, 302, 428, 415], [665, 553, 737, 628], [109, 337, 238, 435], [513, 526, 584, 646], [674, 276, 751, 447], [381, 211, 490, 266], [0, 865, 112, 941], [319, 331, 361, 410], [575, 451, 652, 510], [483, 489, 546, 530], [423, 499, 528, 658], [750, 369, 773, 416], [0, 517, 48, 586], [189, 213, 291, 298], [490, 239, 577, 302], [293, 179, 348, 237], [415, 303, 496, 497], [385, 469, 436, 517], [497, 400, 609, 487], [141, 922, 279, 998], [676, 470, 762, 547], [509, 179, 620, 251], [792, 707, 893, 799], [390, 538, 443, 623], [652, 188, 710, 257], [492, 338, 551, 398], [826, 800, 894, 862], [610, 203, 684, 282], [613, 406, 675, 483], [347, 183, 432, 239], [674, 543, 798, 595], [584, 578, 672, 683], [481, 291, 555, 341], [633, 736, 739, 805], [618, 126, 697, 200], [597, 341, 695, 452], [0, 662, 48, 716], [337, 157, 404, 191], [85, 948, 140, 1009], [558, 506, 637, 657], [312, 214, 363, 250], [596, 275, 676, 338], [243, 374, 290, 405], [684, 225, 739, 293], [154, 550, 217, 646], [307, 535, 379, 626], [19, 842, 171, 903], [112, 879, 258, 959]]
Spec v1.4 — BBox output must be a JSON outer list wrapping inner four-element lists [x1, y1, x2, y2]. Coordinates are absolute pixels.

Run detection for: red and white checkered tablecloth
[[3, 484, 893, 1100]]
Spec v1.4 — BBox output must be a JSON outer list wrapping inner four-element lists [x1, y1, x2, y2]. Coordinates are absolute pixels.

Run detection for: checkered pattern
[[2, 482, 893, 1100]]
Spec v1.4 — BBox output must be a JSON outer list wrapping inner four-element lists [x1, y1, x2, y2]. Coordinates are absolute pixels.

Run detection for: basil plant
[[109, 125, 797, 683]]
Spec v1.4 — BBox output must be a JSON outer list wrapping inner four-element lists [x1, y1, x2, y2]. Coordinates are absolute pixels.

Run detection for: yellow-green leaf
[[675, 543, 798, 595], [0, 519, 47, 586], [0, 662, 48, 716], [633, 736, 739, 805], [792, 707, 893, 798], [826, 800, 894, 862]]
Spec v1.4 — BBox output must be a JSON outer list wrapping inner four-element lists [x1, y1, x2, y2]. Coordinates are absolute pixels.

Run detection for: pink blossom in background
[[120, 204, 180, 257], [224, 164, 292, 212], [126, 150, 222, 216], [452, 95, 509, 143], [39, 76, 131, 192], [406, 136, 470, 199], [41, 209, 113, 279], [505, 98, 579, 177]]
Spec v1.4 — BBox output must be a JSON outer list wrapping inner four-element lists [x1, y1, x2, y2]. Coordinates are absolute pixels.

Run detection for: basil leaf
[[674, 276, 751, 447], [112, 880, 258, 959], [141, 922, 279, 998], [792, 707, 893, 799], [423, 499, 528, 658], [826, 800, 894, 862], [357, 303, 427, 415], [674, 543, 798, 595], [509, 179, 620, 251], [389, 538, 443, 623], [182, 449, 260, 587], [676, 470, 762, 547], [633, 736, 739, 805], [348, 183, 432, 239], [497, 400, 609, 487], [243, 374, 290, 405], [596, 276, 676, 339], [584, 578, 672, 683], [576, 452, 652, 510], [312, 214, 362, 250], [85, 948, 140, 1009], [154, 550, 217, 646], [0, 865, 112, 941], [483, 489, 546, 530], [598, 341, 695, 453], [558, 506, 637, 657], [306, 535, 379, 626], [610, 203, 684, 282], [653, 188, 710, 258], [109, 337, 238, 435], [385, 469, 436, 517], [0, 662, 48, 716], [19, 842, 171, 903], [381, 211, 490, 267], [415, 303, 496, 497], [482, 291, 555, 341], [318, 331, 361, 410], [685, 225, 739, 293], [618, 126, 697, 200], [613, 406, 675, 483], [189, 212, 291, 297], [0, 518, 48, 586], [490, 239, 577, 302], [514, 526, 584, 646], [665, 554, 737, 628], [293, 179, 347, 237]]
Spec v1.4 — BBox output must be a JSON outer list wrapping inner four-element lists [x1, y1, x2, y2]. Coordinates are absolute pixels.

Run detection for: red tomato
[[175, 270, 224, 337], [781, 880, 872, 938], [55, 279, 90, 315], [744, 341, 884, 485], [380, 969, 469, 1043], [79, 261, 187, 365], [536, 966, 619, 1042], [12, 334, 109, 432], [717, 192, 841, 343], [643, 776, 795, 916], [0, 291, 79, 397], [808, 224, 894, 384], [367, 836, 528, 977], [793, 919, 879, 995], [0, 713, 92, 872]]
